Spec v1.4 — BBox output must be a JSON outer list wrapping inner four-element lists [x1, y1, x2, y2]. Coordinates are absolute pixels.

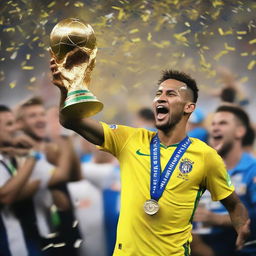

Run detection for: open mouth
[[156, 105, 169, 120]]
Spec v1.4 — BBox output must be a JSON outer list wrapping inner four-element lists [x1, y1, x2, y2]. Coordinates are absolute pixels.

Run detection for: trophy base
[[61, 89, 103, 118]]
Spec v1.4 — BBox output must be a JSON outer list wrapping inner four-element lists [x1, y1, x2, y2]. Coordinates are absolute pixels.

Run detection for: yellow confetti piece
[[32, 36, 39, 42], [6, 47, 15, 52], [214, 50, 228, 60], [238, 77, 248, 83], [212, 0, 224, 8], [236, 31, 247, 35], [40, 11, 49, 18], [240, 52, 248, 56], [185, 22, 191, 27], [129, 28, 139, 34], [22, 66, 34, 70], [141, 11, 151, 22], [26, 54, 31, 60], [47, 1, 56, 8], [218, 28, 233, 36], [131, 38, 141, 43], [202, 46, 210, 50], [152, 40, 170, 48], [9, 80, 17, 88], [74, 1, 84, 7], [249, 39, 256, 44], [237, 36, 243, 40], [30, 77, 36, 82], [247, 60, 256, 70], [112, 6, 125, 20], [147, 32, 152, 41], [224, 43, 235, 51], [199, 54, 211, 69], [3, 27, 15, 32], [174, 30, 191, 44]]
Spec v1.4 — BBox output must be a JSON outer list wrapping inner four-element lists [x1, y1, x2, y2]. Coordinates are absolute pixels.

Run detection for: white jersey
[[0, 154, 28, 256], [29, 153, 55, 237]]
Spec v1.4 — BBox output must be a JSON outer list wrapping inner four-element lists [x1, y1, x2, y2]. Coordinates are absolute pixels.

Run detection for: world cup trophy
[[50, 18, 103, 118]]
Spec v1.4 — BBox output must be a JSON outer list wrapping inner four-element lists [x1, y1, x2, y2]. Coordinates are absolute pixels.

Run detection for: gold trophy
[[50, 18, 103, 118]]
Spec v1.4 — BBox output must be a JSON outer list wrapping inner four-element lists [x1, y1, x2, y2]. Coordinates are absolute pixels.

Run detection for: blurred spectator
[[211, 67, 249, 106], [187, 108, 209, 143], [68, 149, 120, 256], [192, 104, 256, 256], [133, 107, 156, 131], [0, 105, 42, 255], [16, 97, 82, 256]]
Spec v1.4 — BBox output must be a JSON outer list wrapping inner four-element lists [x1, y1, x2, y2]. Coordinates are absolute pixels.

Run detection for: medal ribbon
[[150, 134, 191, 201]]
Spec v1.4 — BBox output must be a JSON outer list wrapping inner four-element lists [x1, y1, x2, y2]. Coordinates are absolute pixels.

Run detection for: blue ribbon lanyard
[[150, 134, 191, 201]]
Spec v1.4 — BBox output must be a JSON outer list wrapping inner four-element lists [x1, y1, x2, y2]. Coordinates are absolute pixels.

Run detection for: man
[[0, 105, 42, 255], [16, 98, 82, 256], [51, 58, 250, 255], [193, 104, 256, 256]]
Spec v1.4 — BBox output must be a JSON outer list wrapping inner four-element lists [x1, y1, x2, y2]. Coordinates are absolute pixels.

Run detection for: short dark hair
[[19, 97, 44, 108], [242, 125, 255, 147], [216, 104, 254, 145], [220, 87, 236, 103], [215, 104, 250, 128], [158, 70, 198, 102], [0, 105, 11, 113], [137, 108, 155, 122], [16, 97, 44, 120]]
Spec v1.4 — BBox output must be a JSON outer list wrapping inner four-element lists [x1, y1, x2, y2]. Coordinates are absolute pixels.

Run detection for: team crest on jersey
[[177, 158, 194, 181], [109, 124, 118, 129]]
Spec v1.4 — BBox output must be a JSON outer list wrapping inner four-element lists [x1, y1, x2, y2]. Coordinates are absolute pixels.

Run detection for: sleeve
[[204, 148, 235, 201], [97, 122, 137, 157], [248, 166, 256, 205]]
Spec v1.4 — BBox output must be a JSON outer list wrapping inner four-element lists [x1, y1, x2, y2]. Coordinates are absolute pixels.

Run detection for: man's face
[[152, 79, 191, 131], [19, 105, 47, 140], [0, 111, 17, 145], [210, 111, 243, 157]]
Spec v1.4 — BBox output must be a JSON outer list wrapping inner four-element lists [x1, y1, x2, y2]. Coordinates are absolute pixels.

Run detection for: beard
[[217, 141, 233, 158], [155, 111, 183, 132]]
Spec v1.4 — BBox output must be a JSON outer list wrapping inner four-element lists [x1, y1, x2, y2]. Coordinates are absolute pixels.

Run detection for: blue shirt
[[196, 153, 256, 256], [188, 127, 208, 143]]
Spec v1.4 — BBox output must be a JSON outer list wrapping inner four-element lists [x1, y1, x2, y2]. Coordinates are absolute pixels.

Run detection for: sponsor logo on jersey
[[109, 124, 118, 129], [136, 149, 150, 156], [177, 158, 194, 181]]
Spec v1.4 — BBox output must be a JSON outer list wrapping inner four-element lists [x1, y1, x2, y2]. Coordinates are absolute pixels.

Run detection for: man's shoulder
[[189, 137, 213, 151]]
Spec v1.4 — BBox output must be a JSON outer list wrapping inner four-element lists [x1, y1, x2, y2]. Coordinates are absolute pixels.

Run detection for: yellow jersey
[[99, 122, 234, 256]]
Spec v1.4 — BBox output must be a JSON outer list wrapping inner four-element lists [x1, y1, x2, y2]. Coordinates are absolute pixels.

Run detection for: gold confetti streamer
[[247, 60, 256, 70], [224, 43, 235, 51], [214, 50, 229, 60], [249, 39, 256, 44], [22, 66, 34, 70], [9, 80, 17, 88]]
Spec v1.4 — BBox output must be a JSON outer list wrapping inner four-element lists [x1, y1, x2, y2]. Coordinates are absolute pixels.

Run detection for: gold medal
[[143, 199, 159, 215]]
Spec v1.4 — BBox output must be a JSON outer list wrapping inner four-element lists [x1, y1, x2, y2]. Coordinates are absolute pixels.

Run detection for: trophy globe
[[50, 18, 103, 118]]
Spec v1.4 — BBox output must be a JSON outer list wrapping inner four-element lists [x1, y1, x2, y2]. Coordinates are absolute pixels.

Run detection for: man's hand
[[13, 133, 35, 149], [50, 58, 67, 90], [236, 219, 250, 250]]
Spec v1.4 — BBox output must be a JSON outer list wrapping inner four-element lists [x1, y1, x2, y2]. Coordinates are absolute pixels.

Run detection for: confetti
[[0, 0, 255, 120], [247, 60, 256, 70]]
